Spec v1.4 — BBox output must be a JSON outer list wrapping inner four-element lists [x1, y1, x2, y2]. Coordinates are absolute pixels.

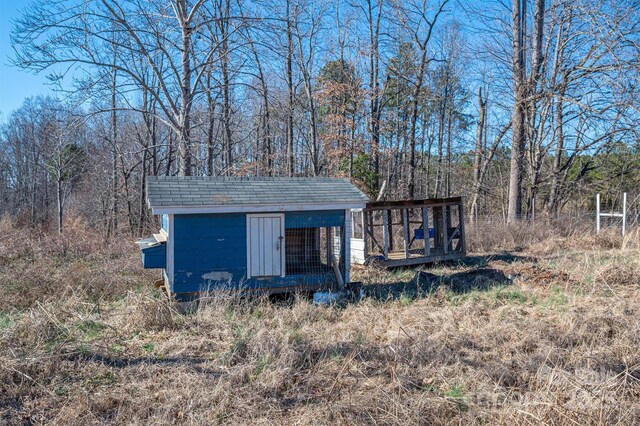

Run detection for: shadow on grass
[[362, 268, 513, 301], [64, 351, 225, 376], [458, 253, 537, 268]]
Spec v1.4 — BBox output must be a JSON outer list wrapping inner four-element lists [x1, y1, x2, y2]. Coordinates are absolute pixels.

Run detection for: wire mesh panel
[[284, 217, 344, 278]]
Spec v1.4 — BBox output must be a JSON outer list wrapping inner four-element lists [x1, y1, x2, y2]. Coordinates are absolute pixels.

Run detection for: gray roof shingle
[[146, 176, 369, 209]]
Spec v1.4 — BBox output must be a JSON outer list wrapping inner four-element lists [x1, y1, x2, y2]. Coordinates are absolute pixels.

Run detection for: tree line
[[1, 0, 639, 234]]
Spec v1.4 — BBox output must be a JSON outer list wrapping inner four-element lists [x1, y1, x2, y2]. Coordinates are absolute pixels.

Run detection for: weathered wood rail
[[350, 197, 466, 267]]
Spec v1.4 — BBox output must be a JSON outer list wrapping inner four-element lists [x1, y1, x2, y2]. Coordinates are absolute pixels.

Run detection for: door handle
[[277, 236, 283, 251]]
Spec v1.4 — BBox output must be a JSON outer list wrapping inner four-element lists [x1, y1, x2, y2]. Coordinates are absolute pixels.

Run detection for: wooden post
[[422, 207, 430, 256], [441, 205, 448, 254], [361, 210, 368, 259], [387, 210, 394, 252], [352, 211, 357, 239], [368, 211, 374, 254], [383, 209, 389, 260], [402, 209, 409, 259], [433, 206, 442, 253], [596, 193, 600, 234], [458, 202, 466, 254], [326, 226, 332, 265]]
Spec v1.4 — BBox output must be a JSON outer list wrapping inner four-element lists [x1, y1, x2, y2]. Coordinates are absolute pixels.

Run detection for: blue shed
[[138, 176, 369, 299]]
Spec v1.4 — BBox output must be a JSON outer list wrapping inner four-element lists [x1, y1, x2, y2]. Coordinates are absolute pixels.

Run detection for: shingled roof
[[146, 176, 369, 213]]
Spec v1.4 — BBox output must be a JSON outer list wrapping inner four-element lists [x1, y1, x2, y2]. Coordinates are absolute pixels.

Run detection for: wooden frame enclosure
[[350, 197, 466, 267]]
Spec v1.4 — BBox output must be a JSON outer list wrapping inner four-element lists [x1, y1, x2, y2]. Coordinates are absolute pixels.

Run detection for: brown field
[[1, 216, 640, 425]]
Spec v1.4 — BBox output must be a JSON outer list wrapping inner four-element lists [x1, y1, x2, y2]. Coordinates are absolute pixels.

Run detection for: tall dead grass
[[467, 216, 639, 254], [0, 216, 156, 310], [1, 217, 639, 425]]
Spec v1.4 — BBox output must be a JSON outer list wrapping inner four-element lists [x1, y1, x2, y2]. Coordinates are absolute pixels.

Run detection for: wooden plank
[[326, 227, 332, 265], [364, 196, 463, 210], [402, 209, 409, 259], [368, 211, 375, 253], [380, 251, 465, 267], [153, 233, 167, 243], [272, 217, 280, 275], [458, 203, 466, 255], [167, 214, 174, 293], [422, 207, 430, 256], [361, 210, 368, 259], [331, 256, 345, 288], [382, 209, 389, 260], [262, 217, 268, 276], [441, 206, 448, 255], [266, 218, 274, 276], [280, 217, 286, 277], [388, 210, 394, 252]]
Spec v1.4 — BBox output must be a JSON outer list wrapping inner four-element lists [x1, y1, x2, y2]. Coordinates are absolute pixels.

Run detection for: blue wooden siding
[[171, 210, 344, 294], [285, 210, 344, 228], [141, 244, 166, 268]]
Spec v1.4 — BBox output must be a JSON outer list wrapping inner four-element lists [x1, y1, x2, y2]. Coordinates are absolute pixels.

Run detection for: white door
[[247, 214, 285, 278]]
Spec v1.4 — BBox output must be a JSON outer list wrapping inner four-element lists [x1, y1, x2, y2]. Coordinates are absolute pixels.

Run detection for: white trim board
[[166, 214, 175, 293], [151, 202, 367, 215]]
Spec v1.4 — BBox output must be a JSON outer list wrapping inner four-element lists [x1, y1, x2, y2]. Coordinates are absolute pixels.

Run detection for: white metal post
[[596, 193, 600, 234], [622, 192, 627, 237]]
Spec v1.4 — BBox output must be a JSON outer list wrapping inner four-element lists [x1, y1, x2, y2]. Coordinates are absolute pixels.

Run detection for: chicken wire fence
[[284, 218, 345, 278]]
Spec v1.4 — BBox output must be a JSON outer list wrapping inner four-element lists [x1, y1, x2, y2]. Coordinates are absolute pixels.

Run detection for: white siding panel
[[249, 217, 260, 278], [264, 218, 273, 276], [350, 238, 366, 264], [272, 218, 281, 274]]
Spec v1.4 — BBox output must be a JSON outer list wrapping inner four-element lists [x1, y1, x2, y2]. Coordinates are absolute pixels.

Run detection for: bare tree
[[12, 0, 220, 177], [507, 0, 526, 223], [393, 0, 449, 198]]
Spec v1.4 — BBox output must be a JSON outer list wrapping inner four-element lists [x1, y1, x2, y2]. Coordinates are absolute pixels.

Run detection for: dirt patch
[[504, 262, 576, 287]]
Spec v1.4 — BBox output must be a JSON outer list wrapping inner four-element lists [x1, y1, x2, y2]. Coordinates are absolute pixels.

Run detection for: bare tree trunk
[[405, 0, 448, 199], [471, 88, 487, 222], [286, 0, 295, 176], [206, 69, 217, 177], [177, 0, 193, 176], [507, 0, 526, 223], [57, 177, 63, 234], [110, 63, 118, 237], [434, 85, 446, 197], [367, 0, 382, 189], [524, 0, 546, 217], [220, 0, 232, 176], [292, 7, 321, 176], [138, 151, 147, 235], [446, 103, 453, 197], [548, 83, 565, 215]]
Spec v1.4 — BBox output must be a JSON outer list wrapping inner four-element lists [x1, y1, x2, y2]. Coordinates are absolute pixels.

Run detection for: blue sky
[[0, 0, 53, 123]]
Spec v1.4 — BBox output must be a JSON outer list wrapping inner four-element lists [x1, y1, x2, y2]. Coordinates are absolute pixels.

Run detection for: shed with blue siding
[[138, 176, 368, 299]]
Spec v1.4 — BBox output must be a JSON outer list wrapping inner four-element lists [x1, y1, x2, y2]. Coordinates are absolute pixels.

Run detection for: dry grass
[[1, 217, 640, 425]]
